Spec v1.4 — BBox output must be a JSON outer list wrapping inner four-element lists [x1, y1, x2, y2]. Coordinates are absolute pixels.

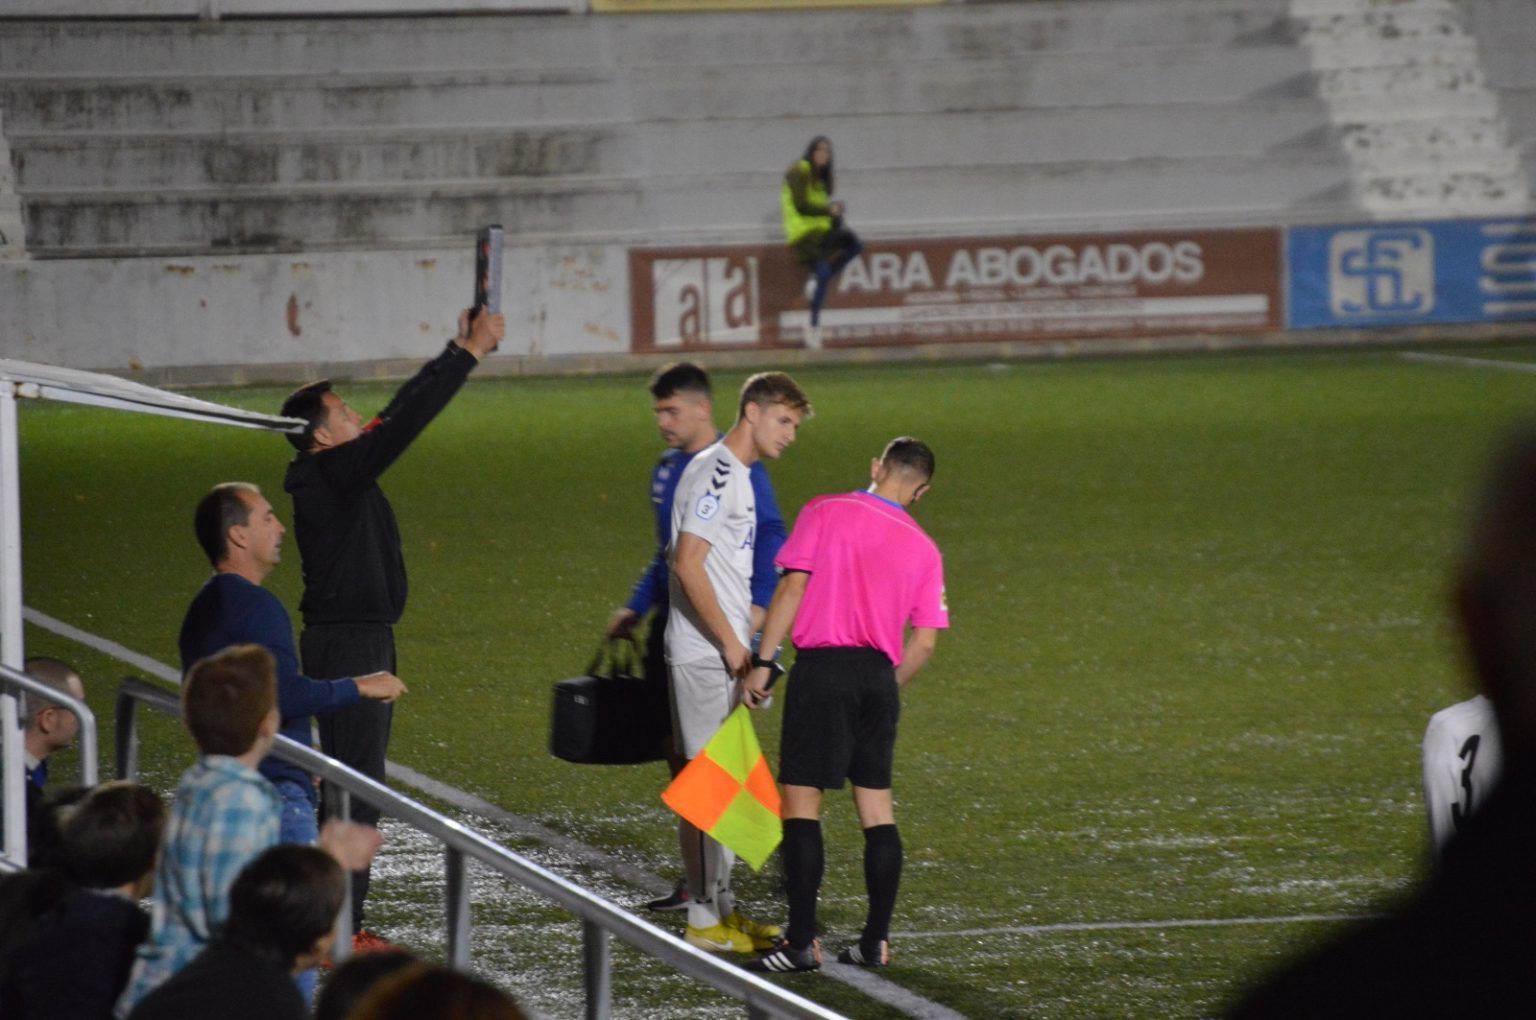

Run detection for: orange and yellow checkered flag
[[662, 705, 782, 870]]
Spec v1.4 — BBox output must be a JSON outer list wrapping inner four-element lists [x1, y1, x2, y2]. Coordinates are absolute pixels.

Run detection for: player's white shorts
[[668, 655, 740, 759]]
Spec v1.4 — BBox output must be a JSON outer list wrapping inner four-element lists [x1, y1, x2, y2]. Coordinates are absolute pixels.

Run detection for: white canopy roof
[[0, 359, 302, 432]]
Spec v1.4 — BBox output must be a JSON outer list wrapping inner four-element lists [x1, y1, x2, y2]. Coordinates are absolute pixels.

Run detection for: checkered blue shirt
[[115, 755, 280, 1016]]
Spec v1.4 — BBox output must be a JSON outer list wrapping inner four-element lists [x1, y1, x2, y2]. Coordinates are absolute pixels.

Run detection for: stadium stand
[[1292, 0, 1528, 216], [0, 1, 1355, 259]]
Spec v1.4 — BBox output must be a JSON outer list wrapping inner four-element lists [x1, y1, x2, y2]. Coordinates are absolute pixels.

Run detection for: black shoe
[[744, 938, 821, 973], [837, 940, 890, 968], [644, 880, 690, 912]]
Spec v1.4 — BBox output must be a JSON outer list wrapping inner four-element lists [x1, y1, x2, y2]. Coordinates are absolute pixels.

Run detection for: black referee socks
[[861, 823, 903, 955], [782, 818, 824, 950]]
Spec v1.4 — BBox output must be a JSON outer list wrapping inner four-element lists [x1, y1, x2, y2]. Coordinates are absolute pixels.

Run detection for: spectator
[[781, 135, 862, 348], [117, 645, 381, 1015], [313, 949, 416, 1020], [18, 656, 85, 822], [127, 844, 345, 1020], [0, 785, 89, 971], [1227, 424, 1536, 1017], [280, 306, 503, 944], [1, 781, 165, 1019], [349, 963, 527, 1020], [183, 481, 405, 848]]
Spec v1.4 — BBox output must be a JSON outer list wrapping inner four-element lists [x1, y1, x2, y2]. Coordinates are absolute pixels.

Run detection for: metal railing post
[[583, 919, 611, 1020], [115, 686, 140, 780], [446, 846, 472, 968], [331, 785, 355, 965]]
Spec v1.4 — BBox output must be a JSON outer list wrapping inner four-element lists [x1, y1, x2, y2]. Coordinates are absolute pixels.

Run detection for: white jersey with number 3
[[665, 440, 755, 666], [1422, 693, 1502, 855]]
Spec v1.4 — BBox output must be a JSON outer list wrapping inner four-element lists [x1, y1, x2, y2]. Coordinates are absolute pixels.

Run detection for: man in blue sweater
[[605, 362, 787, 914], [181, 482, 406, 848]]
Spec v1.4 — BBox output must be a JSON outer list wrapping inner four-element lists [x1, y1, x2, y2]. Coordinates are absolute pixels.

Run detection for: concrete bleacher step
[[9, 127, 620, 190], [620, 48, 1316, 121], [0, 70, 616, 135], [0, 3, 1298, 77], [20, 152, 1352, 259], [11, 100, 1341, 191], [1358, 170, 1529, 214], [0, 17, 604, 77], [634, 101, 1339, 176], [0, 44, 1315, 140], [1336, 117, 1520, 173]]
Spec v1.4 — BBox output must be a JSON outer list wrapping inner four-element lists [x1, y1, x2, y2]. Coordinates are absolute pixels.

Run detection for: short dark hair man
[[280, 308, 502, 942], [1227, 425, 1536, 1016], [18, 657, 85, 819], [182, 482, 405, 849], [127, 844, 346, 1020], [667, 371, 810, 953], [604, 362, 788, 914], [744, 437, 948, 972]]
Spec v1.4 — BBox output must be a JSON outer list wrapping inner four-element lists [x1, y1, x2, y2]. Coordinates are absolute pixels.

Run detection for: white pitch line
[[1398, 351, 1536, 374], [24, 607, 182, 684], [891, 913, 1373, 940], [25, 608, 966, 1020]]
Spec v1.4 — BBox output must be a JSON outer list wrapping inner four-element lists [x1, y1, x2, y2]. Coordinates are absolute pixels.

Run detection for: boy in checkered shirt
[[117, 645, 286, 1015]]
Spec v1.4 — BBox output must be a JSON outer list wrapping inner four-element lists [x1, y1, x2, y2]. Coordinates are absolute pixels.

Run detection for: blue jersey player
[[606, 362, 786, 913]]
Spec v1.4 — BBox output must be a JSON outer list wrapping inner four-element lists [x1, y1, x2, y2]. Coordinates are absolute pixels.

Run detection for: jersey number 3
[[1451, 734, 1481, 833]]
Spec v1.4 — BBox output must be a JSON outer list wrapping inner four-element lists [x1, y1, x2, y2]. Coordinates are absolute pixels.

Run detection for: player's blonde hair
[[738, 372, 812, 420]]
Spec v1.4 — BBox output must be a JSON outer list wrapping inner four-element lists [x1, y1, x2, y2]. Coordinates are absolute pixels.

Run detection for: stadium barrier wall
[[2, 215, 1534, 385]]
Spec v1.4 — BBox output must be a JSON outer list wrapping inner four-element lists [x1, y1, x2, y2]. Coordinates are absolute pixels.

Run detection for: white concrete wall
[[0, 241, 629, 380]]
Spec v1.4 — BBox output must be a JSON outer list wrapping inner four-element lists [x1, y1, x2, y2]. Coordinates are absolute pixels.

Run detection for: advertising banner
[[629, 228, 1282, 352], [1287, 218, 1536, 329]]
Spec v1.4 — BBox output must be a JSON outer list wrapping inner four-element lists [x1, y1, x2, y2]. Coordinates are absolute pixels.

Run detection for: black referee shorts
[[778, 647, 899, 791]]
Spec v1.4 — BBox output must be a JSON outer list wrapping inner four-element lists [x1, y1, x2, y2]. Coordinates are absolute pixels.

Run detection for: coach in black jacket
[[279, 309, 503, 939]]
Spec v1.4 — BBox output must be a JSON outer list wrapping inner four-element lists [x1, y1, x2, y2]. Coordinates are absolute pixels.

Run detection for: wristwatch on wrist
[[750, 654, 786, 687]]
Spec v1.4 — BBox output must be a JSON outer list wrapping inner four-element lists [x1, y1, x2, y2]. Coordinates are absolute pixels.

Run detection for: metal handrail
[[116, 676, 844, 1020], [0, 663, 99, 788]]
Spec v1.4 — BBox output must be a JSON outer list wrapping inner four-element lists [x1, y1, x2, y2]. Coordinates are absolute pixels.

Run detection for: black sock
[[782, 818, 823, 950], [861, 823, 902, 953]]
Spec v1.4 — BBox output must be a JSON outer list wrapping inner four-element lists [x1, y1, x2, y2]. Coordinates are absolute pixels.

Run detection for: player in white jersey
[[666, 371, 812, 954], [1422, 693, 1502, 855]]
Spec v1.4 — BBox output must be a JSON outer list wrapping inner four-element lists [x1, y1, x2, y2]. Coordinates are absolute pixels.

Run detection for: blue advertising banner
[[1287, 218, 1536, 329]]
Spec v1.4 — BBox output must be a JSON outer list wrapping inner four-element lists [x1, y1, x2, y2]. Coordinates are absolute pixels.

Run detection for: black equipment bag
[[549, 639, 671, 765]]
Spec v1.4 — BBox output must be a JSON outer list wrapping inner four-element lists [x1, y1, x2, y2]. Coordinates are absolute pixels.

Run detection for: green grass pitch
[[18, 343, 1536, 1018]]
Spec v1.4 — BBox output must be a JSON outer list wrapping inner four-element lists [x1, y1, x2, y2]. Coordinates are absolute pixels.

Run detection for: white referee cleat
[[804, 324, 823, 349]]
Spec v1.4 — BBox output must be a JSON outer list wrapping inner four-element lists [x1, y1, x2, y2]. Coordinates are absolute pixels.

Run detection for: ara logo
[[650, 256, 761, 347]]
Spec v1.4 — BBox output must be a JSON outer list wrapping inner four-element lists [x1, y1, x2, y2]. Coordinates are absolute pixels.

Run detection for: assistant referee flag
[[662, 706, 782, 870]]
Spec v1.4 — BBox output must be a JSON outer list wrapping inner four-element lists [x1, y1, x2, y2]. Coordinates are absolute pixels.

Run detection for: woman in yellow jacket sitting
[[781, 136, 863, 346]]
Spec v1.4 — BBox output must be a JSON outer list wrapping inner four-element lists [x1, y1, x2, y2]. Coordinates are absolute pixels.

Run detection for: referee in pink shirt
[[743, 437, 949, 973]]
